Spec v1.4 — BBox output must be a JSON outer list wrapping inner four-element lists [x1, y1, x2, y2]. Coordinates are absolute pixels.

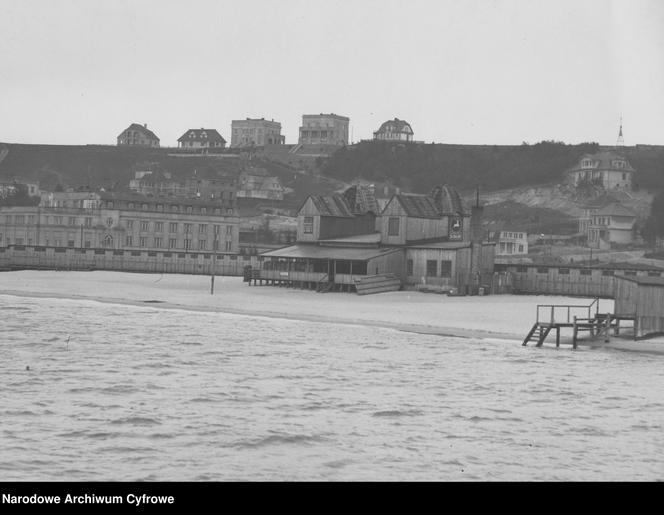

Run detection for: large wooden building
[[255, 185, 495, 293]]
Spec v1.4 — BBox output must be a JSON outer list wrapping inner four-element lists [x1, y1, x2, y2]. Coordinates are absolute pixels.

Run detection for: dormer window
[[582, 159, 592, 168]]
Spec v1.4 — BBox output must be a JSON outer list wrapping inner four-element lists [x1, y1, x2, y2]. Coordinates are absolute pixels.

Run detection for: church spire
[[616, 116, 624, 147]]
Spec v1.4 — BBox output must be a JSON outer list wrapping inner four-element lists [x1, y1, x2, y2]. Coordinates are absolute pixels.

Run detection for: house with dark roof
[[373, 118, 414, 142], [256, 184, 495, 293], [117, 123, 160, 147], [565, 150, 634, 190], [177, 128, 226, 150]]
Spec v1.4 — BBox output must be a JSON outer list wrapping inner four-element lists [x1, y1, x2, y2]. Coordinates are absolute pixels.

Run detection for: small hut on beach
[[614, 275, 664, 338]]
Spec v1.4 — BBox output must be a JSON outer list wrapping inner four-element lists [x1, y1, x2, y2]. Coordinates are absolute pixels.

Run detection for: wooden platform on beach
[[522, 299, 636, 349]]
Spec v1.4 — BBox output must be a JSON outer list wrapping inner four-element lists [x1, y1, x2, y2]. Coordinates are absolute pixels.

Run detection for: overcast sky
[[1, 0, 662, 147]]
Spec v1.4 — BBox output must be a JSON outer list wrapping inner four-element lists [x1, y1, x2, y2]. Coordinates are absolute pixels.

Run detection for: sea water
[[1, 293, 662, 481]]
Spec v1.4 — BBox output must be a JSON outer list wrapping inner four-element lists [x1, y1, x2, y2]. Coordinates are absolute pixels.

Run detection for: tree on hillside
[[642, 190, 664, 244], [320, 140, 602, 193]]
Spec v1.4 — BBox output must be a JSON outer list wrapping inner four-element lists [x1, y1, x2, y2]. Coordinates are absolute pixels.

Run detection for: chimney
[[144, 123, 147, 128], [470, 187, 484, 243]]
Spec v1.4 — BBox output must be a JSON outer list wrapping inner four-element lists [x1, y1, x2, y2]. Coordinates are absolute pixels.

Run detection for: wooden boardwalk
[[522, 299, 636, 349]]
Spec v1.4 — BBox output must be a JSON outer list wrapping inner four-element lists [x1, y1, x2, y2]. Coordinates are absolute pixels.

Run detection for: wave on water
[[372, 409, 424, 418], [231, 433, 329, 449], [110, 416, 161, 427]]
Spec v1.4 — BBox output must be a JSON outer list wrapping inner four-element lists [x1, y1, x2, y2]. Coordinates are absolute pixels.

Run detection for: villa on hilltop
[[231, 118, 284, 148], [373, 118, 414, 142], [117, 123, 160, 148], [298, 113, 349, 146], [177, 129, 226, 150], [565, 150, 634, 190]]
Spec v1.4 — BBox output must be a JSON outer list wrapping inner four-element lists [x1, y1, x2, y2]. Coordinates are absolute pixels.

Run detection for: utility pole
[[211, 230, 218, 295]]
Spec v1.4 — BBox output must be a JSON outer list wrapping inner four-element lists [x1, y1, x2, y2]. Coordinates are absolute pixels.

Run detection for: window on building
[[27, 215, 35, 224], [84, 240, 91, 248], [171, 205, 179, 212], [67, 239, 75, 247], [169, 238, 177, 249], [128, 202, 135, 210], [199, 240, 206, 250], [426, 260, 437, 277], [580, 269, 592, 276], [84, 217, 92, 227], [518, 245, 524, 253], [126, 235, 133, 246], [140, 237, 147, 247], [303, 216, 314, 234], [225, 241, 232, 252], [155, 222, 163, 232], [558, 268, 570, 275], [68, 217, 76, 226], [186, 206, 192, 214], [407, 259, 413, 276], [156, 204, 163, 211], [647, 271, 661, 277], [140, 221, 149, 231], [388, 217, 400, 236], [154, 237, 162, 248], [185, 239, 191, 250], [142, 203, 148, 211], [536, 267, 549, 274], [184, 224, 192, 234], [199, 224, 207, 234], [602, 270, 614, 276], [54, 216, 63, 225], [440, 260, 452, 278], [169, 222, 178, 233], [127, 220, 134, 229]]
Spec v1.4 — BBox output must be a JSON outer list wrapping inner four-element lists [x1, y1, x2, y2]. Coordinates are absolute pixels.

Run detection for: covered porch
[[248, 244, 404, 292]]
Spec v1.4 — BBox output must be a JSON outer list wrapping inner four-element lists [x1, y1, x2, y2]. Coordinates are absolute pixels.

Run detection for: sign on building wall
[[449, 214, 463, 240]]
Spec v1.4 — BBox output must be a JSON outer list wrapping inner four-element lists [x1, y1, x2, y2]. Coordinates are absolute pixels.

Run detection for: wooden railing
[[536, 298, 600, 324]]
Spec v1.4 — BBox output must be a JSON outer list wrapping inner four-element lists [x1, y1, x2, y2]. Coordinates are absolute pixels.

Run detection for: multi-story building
[[237, 168, 284, 200], [128, 170, 239, 202], [490, 230, 528, 256], [373, 118, 414, 142], [1, 191, 239, 253], [586, 202, 636, 249], [117, 123, 160, 147], [177, 128, 226, 150], [565, 150, 634, 190], [298, 113, 349, 146], [230, 118, 284, 148]]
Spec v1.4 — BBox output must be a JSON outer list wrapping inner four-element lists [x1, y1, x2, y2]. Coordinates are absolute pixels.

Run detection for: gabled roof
[[388, 185, 467, 219], [177, 129, 226, 144], [309, 194, 355, 217], [120, 123, 160, 141], [568, 150, 635, 173], [393, 194, 441, 219], [595, 202, 636, 217]]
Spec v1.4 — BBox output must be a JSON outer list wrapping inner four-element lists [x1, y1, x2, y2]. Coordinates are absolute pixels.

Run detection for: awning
[[260, 244, 402, 261]]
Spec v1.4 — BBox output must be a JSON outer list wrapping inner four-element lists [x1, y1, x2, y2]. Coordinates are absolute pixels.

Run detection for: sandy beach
[[0, 269, 627, 342]]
